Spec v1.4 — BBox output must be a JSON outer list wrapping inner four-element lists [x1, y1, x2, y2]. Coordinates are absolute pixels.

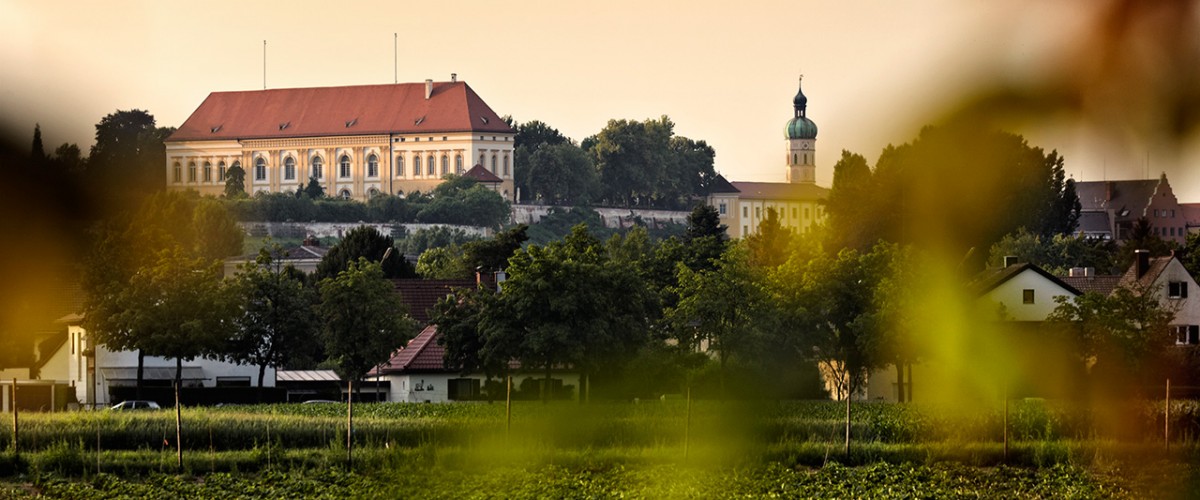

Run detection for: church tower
[[784, 77, 818, 184]]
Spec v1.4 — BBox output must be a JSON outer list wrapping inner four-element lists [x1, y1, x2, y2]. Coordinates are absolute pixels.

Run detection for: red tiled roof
[[371, 325, 446, 374], [392, 278, 478, 324], [729, 181, 829, 201], [1059, 275, 1122, 296], [462, 164, 502, 183], [167, 81, 514, 142]]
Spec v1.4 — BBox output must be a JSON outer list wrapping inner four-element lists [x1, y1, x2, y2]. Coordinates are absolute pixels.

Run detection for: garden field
[[1, 400, 1199, 498]]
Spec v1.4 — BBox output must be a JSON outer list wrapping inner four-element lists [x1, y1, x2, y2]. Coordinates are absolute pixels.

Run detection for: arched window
[[172, 162, 182, 183], [803, 153, 808, 164], [455, 155, 463, 173], [284, 157, 296, 180], [339, 189, 352, 200], [479, 154, 485, 167], [427, 155, 435, 176], [311, 155, 324, 179], [254, 157, 266, 181], [414, 156, 422, 176], [203, 162, 213, 182], [503, 155, 510, 177], [396, 156, 405, 177], [188, 161, 197, 182], [339, 154, 351, 178], [217, 161, 226, 182], [490, 155, 497, 173], [441, 155, 449, 176], [367, 154, 379, 177], [792, 153, 797, 165]]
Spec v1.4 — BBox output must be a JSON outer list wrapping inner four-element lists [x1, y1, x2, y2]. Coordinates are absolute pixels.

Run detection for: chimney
[[425, 79, 433, 99], [1003, 255, 1019, 268], [450, 73, 457, 83], [1106, 181, 1114, 202], [1135, 249, 1150, 278]]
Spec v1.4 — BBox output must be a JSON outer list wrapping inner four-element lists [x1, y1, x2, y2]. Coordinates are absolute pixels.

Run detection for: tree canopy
[[318, 259, 418, 384], [316, 225, 416, 281]]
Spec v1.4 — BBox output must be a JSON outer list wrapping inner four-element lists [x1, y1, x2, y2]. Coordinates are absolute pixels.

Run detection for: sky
[[3, 0, 1197, 200]]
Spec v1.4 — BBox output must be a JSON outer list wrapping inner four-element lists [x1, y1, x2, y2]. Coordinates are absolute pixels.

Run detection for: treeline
[[510, 116, 718, 210]]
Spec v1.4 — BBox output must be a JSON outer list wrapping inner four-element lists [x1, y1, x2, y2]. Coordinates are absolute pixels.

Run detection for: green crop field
[[2, 400, 1199, 498]]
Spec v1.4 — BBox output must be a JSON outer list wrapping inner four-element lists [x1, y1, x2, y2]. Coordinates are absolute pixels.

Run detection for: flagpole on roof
[[263, 40, 267, 90], [394, 33, 398, 84]]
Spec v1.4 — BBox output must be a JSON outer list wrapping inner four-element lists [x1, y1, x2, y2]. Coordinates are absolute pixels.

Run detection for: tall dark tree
[[88, 109, 173, 200], [53, 143, 83, 174], [588, 116, 674, 207], [302, 176, 323, 199], [316, 225, 416, 280], [512, 119, 571, 201], [224, 164, 247, 198], [31, 124, 45, 161], [526, 143, 598, 205], [682, 204, 728, 272], [745, 207, 792, 268], [824, 150, 874, 251], [669, 136, 717, 202]]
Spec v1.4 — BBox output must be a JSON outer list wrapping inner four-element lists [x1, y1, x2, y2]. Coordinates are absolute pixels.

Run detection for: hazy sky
[[3, 1, 1195, 199]]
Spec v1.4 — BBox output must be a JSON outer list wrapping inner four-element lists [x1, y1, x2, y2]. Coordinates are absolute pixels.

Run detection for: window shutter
[[1183, 282, 1189, 298], [1190, 325, 1199, 345]]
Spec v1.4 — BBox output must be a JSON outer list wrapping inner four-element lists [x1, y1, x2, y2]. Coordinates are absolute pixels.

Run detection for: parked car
[[110, 400, 161, 410]]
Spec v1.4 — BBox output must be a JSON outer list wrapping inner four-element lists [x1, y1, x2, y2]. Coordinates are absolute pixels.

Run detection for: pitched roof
[[167, 81, 514, 142], [1181, 203, 1200, 226], [968, 263, 1082, 297], [371, 324, 446, 374], [1076, 211, 1111, 235], [462, 164, 502, 183], [1074, 179, 1159, 214], [392, 278, 479, 324], [728, 181, 829, 201], [1117, 254, 1175, 291], [1059, 275, 1122, 296], [708, 174, 740, 194]]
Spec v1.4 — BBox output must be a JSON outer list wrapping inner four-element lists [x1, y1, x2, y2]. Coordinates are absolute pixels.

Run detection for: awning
[[100, 367, 207, 381], [276, 370, 341, 382]]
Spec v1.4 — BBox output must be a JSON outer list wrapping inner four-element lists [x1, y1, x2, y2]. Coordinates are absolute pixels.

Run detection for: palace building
[[707, 77, 829, 239], [165, 76, 515, 201]]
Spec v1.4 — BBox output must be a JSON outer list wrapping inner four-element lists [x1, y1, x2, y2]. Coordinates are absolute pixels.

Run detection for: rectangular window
[[1175, 326, 1199, 345], [743, 206, 748, 218], [743, 225, 749, 235], [1022, 289, 1035, 304], [792, 208, 797, 219], [1168, 281, 1188, 299], [718, 203, 727, 215], [755, 207, 761, 219], [805, 208, 810, 219]]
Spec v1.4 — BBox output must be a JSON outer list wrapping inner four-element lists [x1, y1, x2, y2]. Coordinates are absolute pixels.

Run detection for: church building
[[165, 76, 515, 201], [708, 78, 829, 239]]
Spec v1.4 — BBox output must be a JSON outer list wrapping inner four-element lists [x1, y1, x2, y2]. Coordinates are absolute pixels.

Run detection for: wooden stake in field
[[844, 378, 851, 456], [1165, 378, 1171, 450], [505, 375, 512, 438], [175, 380, 183, 472], [11, 378, 17, 454], [684, 385, 691, 461], [346, 379, 354, 470], [1003, 381, 1009, 462]]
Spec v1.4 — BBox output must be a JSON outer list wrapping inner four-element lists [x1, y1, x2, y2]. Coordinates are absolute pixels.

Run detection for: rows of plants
[[3, 400, 1199, 455], [7, 460, 1191, 499]]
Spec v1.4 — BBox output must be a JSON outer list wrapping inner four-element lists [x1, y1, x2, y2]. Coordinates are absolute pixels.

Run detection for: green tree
[[316, 225, 416, 280], [461, 224, 529, 272], [588, 116, 674, 207], [526, 143, 598, 205], [415, 245, 473, 279], [192, 198, 245, 261], [668, 136, 717, 201], [416, 180, 510, 229], [224, 164, 247, 198], [53, 142, 83, 174], [666, 243, 772, 397], [512, 119, 571, 200], [1047, 284, 1177, 391], [682, 204, 728, 272], [318, 258, 418, 391], [302, 176, 324, 199], [88, 109, 173, 200], [988, 228, 1118, 274], [745, 207, 792, 268], [1115, 218, 1177, 270], [228, 248, 320, 394]]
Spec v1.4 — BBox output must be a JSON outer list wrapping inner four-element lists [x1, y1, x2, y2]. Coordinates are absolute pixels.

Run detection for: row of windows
[[790, 153, 810, 165], [173, 160, 236, 184], [1153, 209, 1177, 218], [1156, 226, 1186, 238], [740, 205, 818, 220], [254, 153, 378, 182]]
